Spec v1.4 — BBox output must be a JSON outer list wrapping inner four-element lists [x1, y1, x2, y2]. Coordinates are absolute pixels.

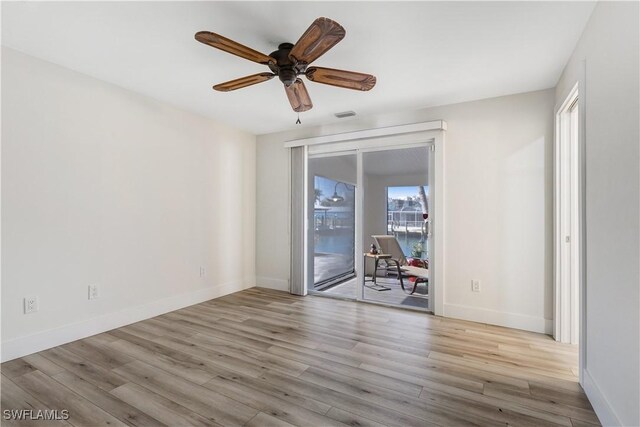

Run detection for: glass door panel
[[307, 154, 357, 296], [361, 146, 431, 310]]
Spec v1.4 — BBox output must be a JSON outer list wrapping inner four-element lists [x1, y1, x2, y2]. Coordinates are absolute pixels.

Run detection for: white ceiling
[[1, 1, 595, 135]]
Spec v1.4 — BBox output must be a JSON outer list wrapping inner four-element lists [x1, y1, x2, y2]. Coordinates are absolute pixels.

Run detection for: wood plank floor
[[1, 288, 599, 427]]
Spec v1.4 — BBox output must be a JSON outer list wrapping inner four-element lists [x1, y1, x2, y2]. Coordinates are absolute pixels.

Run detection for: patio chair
[[371, 235, 428, 295]]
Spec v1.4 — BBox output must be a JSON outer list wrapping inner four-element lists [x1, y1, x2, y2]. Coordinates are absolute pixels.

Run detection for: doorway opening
[[555, 83, 582, 346], [306, 144, 433, 312], [288, 120, 446, 313]]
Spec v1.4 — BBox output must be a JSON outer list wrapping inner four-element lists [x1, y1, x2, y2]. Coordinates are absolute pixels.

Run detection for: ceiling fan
[[195, 17, 376, 113]]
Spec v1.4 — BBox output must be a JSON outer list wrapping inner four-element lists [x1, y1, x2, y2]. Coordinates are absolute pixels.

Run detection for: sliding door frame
[[355, 142, 435, 313], [307, 150, 358, 297], [287, 121, 446, 316]]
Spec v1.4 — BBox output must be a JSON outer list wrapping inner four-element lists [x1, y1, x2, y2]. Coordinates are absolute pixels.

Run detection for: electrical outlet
[[24, 296, 39, 314], [88, 284, 99, 300], [472, 280, 481, 292]]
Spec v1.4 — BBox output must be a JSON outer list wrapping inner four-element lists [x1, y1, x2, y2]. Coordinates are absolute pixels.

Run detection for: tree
[[314, 188, 322, 204], [418, 186, 428, 215]]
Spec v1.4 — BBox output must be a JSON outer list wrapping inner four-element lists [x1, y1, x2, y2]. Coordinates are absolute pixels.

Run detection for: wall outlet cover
[[24, 296, 39, 314], [88, 284, 99, 300]]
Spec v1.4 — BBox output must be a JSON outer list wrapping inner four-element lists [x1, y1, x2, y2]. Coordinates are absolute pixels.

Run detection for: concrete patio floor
[[320, 275, 430, 310]]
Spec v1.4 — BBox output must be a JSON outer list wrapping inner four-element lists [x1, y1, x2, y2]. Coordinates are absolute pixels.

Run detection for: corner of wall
[[255, 276, 290, 292], [582, 369, 620, 426]]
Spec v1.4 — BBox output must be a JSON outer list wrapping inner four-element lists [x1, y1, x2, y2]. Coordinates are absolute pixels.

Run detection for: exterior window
[[387, 186, 428, 259]]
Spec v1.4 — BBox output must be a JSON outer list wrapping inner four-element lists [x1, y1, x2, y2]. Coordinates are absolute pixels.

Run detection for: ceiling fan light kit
[[195, 17, 376, 114]]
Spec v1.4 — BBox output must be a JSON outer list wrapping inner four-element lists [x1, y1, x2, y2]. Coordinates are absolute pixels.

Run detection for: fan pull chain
[[296, 113, 301, 125]]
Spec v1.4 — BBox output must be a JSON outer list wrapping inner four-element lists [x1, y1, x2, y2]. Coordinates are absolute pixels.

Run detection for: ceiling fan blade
[[195, 31, 274, 65], [213, 73, 275, 92], [306, 67, 376, 91], [289, 17, 345, 65], [285, 79, 313, 112]]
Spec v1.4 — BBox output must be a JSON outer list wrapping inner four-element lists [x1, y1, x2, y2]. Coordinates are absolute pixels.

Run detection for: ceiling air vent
[[334, 111, 356, 119]]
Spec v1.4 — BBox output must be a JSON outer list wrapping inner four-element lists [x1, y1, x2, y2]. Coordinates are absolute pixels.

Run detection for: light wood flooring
[[1, 288, 599, 427]]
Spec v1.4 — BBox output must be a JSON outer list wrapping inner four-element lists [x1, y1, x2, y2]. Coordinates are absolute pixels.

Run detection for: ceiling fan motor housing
[[269, 43, 306, 86]]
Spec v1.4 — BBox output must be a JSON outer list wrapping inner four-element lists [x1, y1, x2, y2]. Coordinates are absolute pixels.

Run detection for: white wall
[[555, 2, 639, 426], [1, 48, 257, 361], [256, 88, 555, 333]]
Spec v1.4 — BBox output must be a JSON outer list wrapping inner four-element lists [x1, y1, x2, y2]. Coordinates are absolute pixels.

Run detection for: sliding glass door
[[361, 146, 431, 310], [307, 154, 357, 294], [304, 142, 434, 312]]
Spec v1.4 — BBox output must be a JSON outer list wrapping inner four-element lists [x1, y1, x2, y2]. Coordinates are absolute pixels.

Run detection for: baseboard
[[443, 303, 552, 334], [256, 276, 289, 292], [1, 280, 253, 362], [582, 369, 620, 426]]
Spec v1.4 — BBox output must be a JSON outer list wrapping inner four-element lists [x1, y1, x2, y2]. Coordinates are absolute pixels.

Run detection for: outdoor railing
[[387, 220, 429, 237]]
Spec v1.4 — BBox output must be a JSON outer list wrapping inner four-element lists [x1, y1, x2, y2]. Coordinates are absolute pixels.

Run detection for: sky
[[387, 186, 427, 200]]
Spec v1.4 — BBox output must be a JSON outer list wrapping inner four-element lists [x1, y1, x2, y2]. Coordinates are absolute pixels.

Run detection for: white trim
[[582, 369, 618, 426], [308, 134, 437, 155], [554, 81, 581, 344], [350, 139, 434, 153], [284, 120, 447, 148], [302, 145, 310, 296], [356, 150, 364, 302], [432, 132, 445, 316], [1, 280, 252, 362], [307, 150, 358, 159], [444, 303, 552, 334], [286, 147, 293, 294], [577, 61, 587, 387], [256, 276, 289, 292], [554, 62, 587, 386]]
